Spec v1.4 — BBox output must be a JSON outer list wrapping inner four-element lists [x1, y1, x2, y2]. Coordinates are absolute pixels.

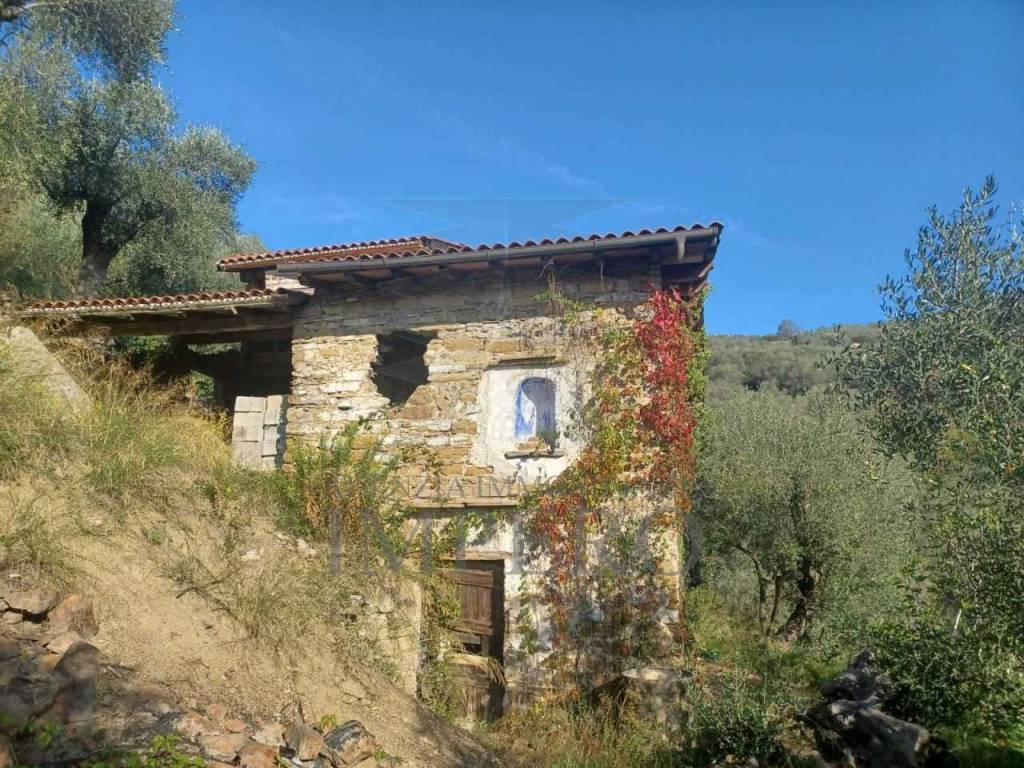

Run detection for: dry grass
[[491, 699, 679, 768], [0, 489, 76, 588]]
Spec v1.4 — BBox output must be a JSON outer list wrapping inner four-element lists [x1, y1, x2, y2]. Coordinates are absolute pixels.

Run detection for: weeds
[[86, 734, 205, 768], [76, 360, 228, 502], [494, 700, 679, 768], [0, 491, 75, 587], [0, 343, 71, 476]]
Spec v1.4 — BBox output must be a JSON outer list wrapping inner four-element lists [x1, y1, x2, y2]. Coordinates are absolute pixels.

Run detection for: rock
[[0, 641, 19, 661], [808, 650, 956, 768], [176, 711, 220, 740], [199, 732, 249, 762], [45, 630, 83, 655], [46, 641, 99, 723], [0, 586, 58, 617], [286, 721, 325, 761], [339, 677, 367, 702], [252, 721, 286, 747], [225, 717, 247, 733], [207, 702, 228, 723], [46, 595, 98, 638], [0, 693, 33, 732], [239, 739, 278, 768], [0, 733, 13, 768], [3, 675, 60, 719], [812, 700, 929, 768], [37, 653, 62, 673], [321, 721, 375, 767]]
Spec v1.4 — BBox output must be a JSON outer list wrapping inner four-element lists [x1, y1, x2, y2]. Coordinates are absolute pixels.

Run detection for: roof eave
[[274, 225, 722, 278]]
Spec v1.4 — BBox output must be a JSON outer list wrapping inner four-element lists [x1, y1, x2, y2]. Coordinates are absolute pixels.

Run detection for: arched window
[[514, 377, 556, 442]]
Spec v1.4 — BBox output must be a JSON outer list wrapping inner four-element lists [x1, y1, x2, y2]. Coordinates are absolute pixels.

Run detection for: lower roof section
[[22, 288, 307, 340]]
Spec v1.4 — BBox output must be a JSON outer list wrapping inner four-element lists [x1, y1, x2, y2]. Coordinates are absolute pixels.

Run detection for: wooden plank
[[440, 568, 494, 586]]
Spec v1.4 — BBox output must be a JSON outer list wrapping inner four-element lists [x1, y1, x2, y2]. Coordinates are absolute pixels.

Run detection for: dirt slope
[[4, 479, 502, 768]]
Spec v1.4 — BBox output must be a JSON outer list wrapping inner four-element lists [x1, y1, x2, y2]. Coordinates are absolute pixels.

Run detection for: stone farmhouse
[[25, 223, 722, 713]]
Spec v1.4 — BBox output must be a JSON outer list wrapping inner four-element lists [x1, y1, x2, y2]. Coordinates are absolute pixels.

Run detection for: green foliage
[[696, 389, 915, 645], [835, 177, 1024, 481], [265, 423, 411, 558], [708, 324, 879, 399], [0, 2, 257, 297], [86, 733, 205, 768], [1, 0, 174, 81], [684, 672, 793, 767], [831, 178, 1024, 753], [0, 180, 80, 296], [871, 616, 1024, 741]]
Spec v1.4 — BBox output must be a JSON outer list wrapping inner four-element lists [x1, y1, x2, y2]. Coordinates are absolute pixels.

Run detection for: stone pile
[[174, 706, 385, 768], [0, 576, 109, 766], [807, 650, 957, 768]]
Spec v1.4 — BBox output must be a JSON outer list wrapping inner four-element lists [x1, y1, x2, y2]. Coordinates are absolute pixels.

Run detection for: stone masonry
[[231, 394, 288, 470], [284, 263, 661, 708]]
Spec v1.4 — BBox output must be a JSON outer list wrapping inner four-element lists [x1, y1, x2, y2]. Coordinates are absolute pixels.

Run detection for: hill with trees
[[707, 321, 880, 399]]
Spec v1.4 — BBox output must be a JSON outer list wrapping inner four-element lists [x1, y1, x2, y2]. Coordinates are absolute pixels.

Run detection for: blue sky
[[165, 1, 1023, 334]]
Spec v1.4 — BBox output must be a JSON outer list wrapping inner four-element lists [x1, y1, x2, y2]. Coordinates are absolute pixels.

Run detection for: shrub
[[264, 423, 411, 568], [871, 617, 1024, 741], [494, 699, 679, 768], [684, 671, 793, 767]]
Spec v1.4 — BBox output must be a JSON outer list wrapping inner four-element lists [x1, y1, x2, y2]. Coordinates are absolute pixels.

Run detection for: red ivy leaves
[[634, 287, 700, 495], [522, 288, 704, 660]]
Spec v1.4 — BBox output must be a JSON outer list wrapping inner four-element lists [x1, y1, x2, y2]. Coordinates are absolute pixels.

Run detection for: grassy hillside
[[0, 330, 499, 767]]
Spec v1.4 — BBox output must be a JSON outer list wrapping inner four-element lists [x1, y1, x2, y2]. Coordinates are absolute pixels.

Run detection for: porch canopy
[[22, 288, 307, 343]]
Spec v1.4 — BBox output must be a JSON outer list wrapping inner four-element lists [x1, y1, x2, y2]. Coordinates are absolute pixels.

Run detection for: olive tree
[[0, 2, 256, 297], [0, 0, 173, 80], [1, 31, 254, 296], [696, 389, 914, 644], [835, 177, 1024, 653]]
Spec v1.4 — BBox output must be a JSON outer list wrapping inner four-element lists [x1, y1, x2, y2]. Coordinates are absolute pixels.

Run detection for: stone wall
[[286, 260, 663, 708], [287, 262, 658, 501], [231, 394, 288, 470]]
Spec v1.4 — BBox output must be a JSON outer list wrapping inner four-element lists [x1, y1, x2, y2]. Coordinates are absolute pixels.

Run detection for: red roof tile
[[25, 288, 287, 315], [217, 224, 721, 271], [218, 236, 466, 269]]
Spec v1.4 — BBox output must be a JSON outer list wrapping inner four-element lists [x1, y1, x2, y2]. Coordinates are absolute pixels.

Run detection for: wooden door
[[441, 561, 505, 719]]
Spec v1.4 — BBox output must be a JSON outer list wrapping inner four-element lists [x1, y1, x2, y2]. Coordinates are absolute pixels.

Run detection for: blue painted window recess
[[514, 377, 556, 441]]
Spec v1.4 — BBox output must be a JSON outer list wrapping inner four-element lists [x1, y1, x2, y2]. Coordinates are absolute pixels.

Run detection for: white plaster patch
[[469, 362, 582, 483]]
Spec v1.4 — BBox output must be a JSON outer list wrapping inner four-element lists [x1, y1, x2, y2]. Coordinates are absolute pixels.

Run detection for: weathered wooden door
[[441, 561, 505, 719]]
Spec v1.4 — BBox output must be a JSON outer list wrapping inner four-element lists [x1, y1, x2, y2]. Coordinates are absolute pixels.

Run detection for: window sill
[[504, 449, 565, 459]]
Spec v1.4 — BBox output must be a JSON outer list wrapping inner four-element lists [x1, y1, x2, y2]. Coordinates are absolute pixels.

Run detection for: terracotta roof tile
[[218, 224, 721, 271], [25, 288, 285, 315], [217, 236, 466, 269]]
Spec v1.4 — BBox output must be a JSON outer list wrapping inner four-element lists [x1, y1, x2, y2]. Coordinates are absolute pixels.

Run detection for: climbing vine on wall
[[518, 285, 707, 690]]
